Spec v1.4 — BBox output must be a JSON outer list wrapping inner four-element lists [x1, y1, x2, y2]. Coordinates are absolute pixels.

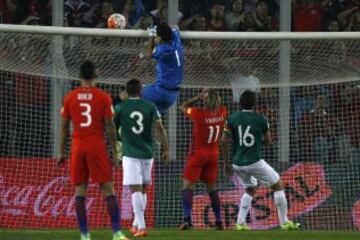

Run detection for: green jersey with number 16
[[114, 98, 161, 159], [224, 110, 269, 166]]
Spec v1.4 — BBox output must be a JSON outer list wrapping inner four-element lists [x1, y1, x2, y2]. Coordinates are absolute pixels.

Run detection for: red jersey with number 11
[[185, 106, 227, 152], [61, 86, 114, 146]]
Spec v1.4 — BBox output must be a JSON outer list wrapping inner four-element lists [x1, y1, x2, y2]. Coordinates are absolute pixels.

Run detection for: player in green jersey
[[222, 90, 300, 231], [114, 79, 169, 237]]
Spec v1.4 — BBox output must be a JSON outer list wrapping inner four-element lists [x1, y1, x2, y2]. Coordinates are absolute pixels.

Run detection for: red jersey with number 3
[[185, 106, 227, 152], [61, 86, 114, 149]]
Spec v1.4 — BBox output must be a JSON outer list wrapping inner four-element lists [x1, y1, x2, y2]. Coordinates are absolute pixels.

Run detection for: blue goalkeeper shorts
[[142, 84, 178, 114]]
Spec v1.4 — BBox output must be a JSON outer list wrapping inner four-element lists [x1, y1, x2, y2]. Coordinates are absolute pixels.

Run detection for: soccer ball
[[108, 13, 126, 29]]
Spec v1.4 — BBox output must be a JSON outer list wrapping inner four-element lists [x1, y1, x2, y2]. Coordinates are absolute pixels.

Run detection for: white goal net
[[0, 25, 360, 230]]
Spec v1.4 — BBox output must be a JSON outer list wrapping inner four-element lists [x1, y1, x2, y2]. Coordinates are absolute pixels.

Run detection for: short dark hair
[[126, 79, 142, 96], [240, 90, 257, 110], [80, 60, 97, 80], [157, 22, 173, 43]]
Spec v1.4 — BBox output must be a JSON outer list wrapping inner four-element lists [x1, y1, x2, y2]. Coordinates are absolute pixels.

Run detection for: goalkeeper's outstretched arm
[[146, 26, 157, 59], [146, 36, 155, 59]]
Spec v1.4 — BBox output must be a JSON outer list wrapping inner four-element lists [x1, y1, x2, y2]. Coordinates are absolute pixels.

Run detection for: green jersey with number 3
[[225, 110, 269, 166], [114, 98, 161, 159]]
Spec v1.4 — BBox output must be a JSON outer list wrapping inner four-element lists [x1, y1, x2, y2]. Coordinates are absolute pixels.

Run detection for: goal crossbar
[[1, 24, 360, 40]]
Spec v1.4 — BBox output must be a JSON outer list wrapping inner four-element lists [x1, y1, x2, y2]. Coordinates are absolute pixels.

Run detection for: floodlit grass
[[1, 229, 360, 240]]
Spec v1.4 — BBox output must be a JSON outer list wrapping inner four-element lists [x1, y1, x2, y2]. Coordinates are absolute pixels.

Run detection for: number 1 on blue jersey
[[175, 50, 181, 67]]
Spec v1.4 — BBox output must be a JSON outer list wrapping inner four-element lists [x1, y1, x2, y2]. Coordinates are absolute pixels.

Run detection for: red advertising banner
[[352, 199, 360, 229], [0, 158, 154, 229], [192, 162, 332, 229]]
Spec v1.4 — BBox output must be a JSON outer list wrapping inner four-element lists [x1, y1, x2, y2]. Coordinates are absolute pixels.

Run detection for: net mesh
[[0, 33, 360, 87], [0, 30, 360, 230]]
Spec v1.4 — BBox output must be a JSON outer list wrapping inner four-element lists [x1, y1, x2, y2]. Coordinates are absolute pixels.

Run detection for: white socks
[[274, 190, 288, 224], [143, 193, 147, 210], [237, 190, 289, 225], [237, 193, 253, 224], [132, 193, 147, 228], [132, 192, 145, 229]]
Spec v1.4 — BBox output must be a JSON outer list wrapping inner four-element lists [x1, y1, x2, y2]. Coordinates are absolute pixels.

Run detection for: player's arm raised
[[221, 124, 233, 176], [104, 117, 121, 167], [155, 120, 170, 164], [57, 117, 70, 168], [263, 131, 272, 145], [262, 119, 272, 145], [146, 26, 157, 59], [178, 89, 208, 114]]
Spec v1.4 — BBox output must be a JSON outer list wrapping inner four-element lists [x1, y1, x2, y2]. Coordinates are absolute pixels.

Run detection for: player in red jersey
[[56, 61, 129, 240], [178, 89, 227, 230]]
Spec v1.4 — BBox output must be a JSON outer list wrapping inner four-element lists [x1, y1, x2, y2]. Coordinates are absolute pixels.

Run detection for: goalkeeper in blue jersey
[[143, 22, 184, 113]]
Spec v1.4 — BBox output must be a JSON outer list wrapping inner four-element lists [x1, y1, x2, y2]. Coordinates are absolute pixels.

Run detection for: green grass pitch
[[1, 229, 360, 240]]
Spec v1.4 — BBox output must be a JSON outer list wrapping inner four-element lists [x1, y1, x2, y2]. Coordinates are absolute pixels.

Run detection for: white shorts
[[122, 156, 153, 186], [232, 160, 280, 188]]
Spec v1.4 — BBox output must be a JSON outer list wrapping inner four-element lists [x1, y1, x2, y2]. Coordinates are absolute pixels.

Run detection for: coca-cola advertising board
[[0, 158, 154, 228]]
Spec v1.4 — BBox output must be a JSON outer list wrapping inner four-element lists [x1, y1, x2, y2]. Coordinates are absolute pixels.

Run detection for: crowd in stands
[[1, 0, 360, 31], [255, 83, 360, 164]]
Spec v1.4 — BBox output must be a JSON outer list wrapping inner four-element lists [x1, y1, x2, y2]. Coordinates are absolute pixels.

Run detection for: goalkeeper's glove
[[147, 26, 157, 37]]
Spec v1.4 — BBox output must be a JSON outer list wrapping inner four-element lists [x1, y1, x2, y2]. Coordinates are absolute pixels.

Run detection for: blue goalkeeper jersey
[[152, 28, 184, 90]]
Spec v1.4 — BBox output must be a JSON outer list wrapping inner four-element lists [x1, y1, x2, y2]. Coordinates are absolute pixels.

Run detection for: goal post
[[50, 0, 64, 157], [0, 24, 360, 230], [278, 0, 291, 163]]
